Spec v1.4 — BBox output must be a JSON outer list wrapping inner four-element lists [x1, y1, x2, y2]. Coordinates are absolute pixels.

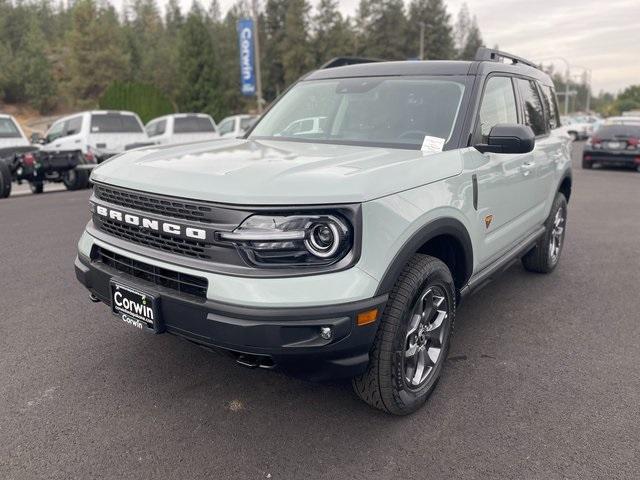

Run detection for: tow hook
[[89, 293, 100, 303]]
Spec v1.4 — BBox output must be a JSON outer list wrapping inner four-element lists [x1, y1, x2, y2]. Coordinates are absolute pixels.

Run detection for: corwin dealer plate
[[110, 281, 161, 333]]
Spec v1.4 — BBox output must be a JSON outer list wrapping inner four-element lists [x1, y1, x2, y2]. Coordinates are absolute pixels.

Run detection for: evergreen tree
[[454, 3, 483, 60], [313, 0, 355, 65], [406, 0, 455, 60], [66, 0, 130, 104], [176, 4, 225, 118], [264, 0, 289, 99], [282, 0, 312, 85], [355, 0, 407, 60]]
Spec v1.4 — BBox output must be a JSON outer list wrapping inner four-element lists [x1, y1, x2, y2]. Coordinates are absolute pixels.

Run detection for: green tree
[[355, 0, 407, 59], [66, 0, 130, 105], [282, 0, 313, 85], [406, 0, 455, 60], [176, 4, 225, 118], [312, 0, 355, 65], [455, 3, 483, 60], [612, 85, 640, 115]]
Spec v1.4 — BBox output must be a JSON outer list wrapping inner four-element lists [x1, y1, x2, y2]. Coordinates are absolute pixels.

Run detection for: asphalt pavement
[[1, 144, 639, 479]]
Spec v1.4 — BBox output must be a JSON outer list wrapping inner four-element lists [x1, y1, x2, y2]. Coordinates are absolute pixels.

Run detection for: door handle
[[521, 161, 536, 176]]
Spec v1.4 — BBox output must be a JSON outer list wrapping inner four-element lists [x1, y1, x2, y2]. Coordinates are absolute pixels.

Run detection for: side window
[[46, 121, 65, 143], [65, 116, 83, 136], [218, 120, 234, 135], [477, 76, 518, 141], [156, 119, 166, 135], [146, 120, 166, 137], [515, 78, 546, 136], [540, 85, 560, 130]]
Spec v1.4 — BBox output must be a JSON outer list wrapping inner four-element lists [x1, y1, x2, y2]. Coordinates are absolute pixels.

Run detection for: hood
[[91, 138, 462, 205]]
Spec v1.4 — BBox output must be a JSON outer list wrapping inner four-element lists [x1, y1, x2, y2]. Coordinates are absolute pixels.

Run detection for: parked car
[[278, 116, 327, 137], [40, 110, 151, 162], [145, 113, 219, 145], [583, 124, 640, 171], [0, 114, 40, 198], [217, 114, 258, 138], [604, 116, 640, 126], [75, 48, 572, 415], [559, 116, 594, 140]]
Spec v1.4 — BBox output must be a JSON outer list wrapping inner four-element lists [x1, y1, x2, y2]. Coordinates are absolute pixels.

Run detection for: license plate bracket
[[110, 281, 163, 333]]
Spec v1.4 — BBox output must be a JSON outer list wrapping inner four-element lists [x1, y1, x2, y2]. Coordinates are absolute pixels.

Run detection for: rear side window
[[174, 116, 215, 133], [240, 117, 256, 131], [146, 119, 166, 137], [0, 118, 21, 138], [65, 116, 83, 136], [91, 113, 143, 133], [218, 119, 234, 135], [540, 85, 560, 130], [477, 76, 518, 141], [516, 79, 546, 136], [46, 121, 65, 143]]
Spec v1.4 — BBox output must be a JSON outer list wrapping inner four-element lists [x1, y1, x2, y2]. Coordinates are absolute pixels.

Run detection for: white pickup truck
[[145, 113, 219, 145]]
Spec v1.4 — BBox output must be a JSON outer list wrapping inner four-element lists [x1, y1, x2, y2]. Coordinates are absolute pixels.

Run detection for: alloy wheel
[[403, 285, 450, 389], [549, 206, 565, 264]]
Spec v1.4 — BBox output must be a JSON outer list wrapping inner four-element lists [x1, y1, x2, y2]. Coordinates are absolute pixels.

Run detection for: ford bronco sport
[[75, 48, 572, 415]]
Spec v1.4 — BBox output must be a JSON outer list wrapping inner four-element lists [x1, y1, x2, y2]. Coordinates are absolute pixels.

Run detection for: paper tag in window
[[421, 136, 445, 154]]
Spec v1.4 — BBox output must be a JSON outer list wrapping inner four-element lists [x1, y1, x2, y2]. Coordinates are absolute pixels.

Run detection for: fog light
[[320, 327, 332, 340]]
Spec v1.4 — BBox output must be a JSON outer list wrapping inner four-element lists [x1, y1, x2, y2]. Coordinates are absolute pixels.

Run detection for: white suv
[[75, 49, 572, 415]]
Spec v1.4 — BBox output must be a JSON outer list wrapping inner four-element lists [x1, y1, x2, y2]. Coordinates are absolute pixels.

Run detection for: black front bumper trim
[[75, 254, 387, 380]]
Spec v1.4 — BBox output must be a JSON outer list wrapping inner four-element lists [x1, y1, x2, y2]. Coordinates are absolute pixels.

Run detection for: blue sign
[[237, 18, 256, 96]]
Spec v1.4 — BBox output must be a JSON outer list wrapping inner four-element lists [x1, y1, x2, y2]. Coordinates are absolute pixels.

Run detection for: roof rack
[[474, 47, 538, 69], [319, 57, 382, 69]]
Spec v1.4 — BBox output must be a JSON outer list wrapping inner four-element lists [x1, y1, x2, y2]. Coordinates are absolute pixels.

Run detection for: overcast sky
[[121, 0, 639, 93]]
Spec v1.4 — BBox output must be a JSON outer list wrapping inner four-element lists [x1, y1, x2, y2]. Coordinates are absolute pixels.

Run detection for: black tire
[[582, 158, 592, 169], [62, 168, 89, 191], [30, 181, 44, 194], [522, 193, 567, 273], [0, 161, 12, 198], [568, 131, 578, 141], [352, 255, 456, 415]]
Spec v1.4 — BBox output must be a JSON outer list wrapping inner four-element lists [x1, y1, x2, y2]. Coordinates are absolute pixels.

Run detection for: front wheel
[[522, 193, 567, 273], [0, 161, 12, 198], [63, 168, 89, 191], [352, 255, 455, 415]]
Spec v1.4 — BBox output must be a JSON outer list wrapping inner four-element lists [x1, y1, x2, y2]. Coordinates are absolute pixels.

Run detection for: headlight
[[219, 214, 352, 267]]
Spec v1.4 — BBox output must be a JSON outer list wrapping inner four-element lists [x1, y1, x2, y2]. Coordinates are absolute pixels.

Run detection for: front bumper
[[75, 254, 387, 380]]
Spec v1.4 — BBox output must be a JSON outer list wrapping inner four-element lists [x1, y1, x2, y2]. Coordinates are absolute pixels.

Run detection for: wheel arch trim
[[374, 217, 474, 296]]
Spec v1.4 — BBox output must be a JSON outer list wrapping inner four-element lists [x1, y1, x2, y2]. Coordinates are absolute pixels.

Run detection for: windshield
[[91, 113, 143, 133], [0, 118, 22, 138], [250, 77, 465, 149]]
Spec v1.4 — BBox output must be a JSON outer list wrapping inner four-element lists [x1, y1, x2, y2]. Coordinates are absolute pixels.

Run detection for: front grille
[[94, 184, 215, 223], [93, 246, 208, 299], [97, 217, 209, 259]]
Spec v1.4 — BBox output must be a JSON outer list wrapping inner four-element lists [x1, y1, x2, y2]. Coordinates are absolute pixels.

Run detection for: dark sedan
[[583, 124, 640, 170]]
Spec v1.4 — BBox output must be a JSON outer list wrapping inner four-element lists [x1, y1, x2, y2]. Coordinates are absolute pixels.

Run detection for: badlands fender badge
[[484, 215, 494, 229]]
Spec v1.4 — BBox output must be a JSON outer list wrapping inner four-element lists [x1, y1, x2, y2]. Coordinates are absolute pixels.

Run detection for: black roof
[[305, 48, 553, 86]]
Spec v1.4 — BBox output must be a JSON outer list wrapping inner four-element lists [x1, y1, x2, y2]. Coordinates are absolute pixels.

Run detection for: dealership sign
[[237, 18, 256, 96]]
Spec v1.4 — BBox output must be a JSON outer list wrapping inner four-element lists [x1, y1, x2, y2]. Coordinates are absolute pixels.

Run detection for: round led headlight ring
[[304, 221, 342, 258]]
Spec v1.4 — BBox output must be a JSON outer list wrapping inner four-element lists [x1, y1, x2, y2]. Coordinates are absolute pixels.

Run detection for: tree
[[282, 0, 313, 85], [406, 0, 455, 60], [313, 0, 355, 65], [66, 0, 130, 105], [176, 4, 225, 118], [354, 0, 407, 60], [611, 85, 640, 115], [454, 3, 483, 60]]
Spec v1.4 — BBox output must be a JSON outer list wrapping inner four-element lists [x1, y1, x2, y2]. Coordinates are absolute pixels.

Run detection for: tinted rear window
[[0, 118, 21, 138], [174, 116, 215, 133], [90, 114, 143, 133], [596, 125, 640, 137]]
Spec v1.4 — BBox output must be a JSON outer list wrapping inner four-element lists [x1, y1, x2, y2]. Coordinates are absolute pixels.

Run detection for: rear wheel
[[352, 255, 455, 415], [0, 161, 12, 198], [522, 193, 567, 273], [568, 131, 578, 141], [63, 168, 89, 191], [29, 181, 44, 194]]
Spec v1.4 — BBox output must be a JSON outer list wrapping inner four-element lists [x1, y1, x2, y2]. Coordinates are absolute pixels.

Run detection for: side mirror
[[474, 124, 535, 154]]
